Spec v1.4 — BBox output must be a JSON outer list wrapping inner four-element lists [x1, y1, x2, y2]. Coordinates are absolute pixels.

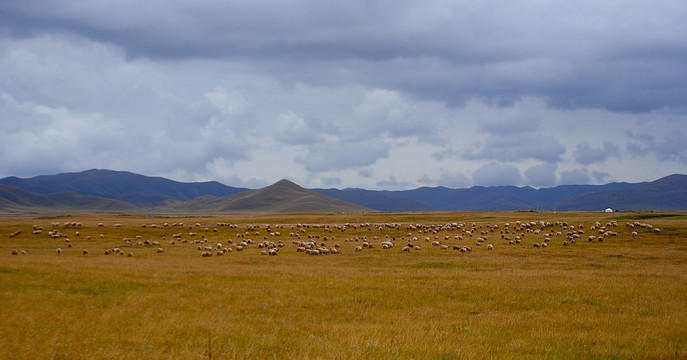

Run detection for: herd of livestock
[[6, 217, 662, 258]]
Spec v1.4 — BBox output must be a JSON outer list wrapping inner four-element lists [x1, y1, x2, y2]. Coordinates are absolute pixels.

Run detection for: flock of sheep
[[6, 218, 662, 258]]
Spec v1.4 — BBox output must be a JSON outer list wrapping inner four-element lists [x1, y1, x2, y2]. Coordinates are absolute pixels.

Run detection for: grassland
[[1, 212, 686, 359]]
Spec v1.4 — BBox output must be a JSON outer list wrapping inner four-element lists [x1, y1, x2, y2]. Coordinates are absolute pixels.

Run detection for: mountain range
[[1, 169, 685, 214]]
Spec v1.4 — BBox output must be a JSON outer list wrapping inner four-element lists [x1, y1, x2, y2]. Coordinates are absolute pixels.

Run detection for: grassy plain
[[1, 211, 686, 359]]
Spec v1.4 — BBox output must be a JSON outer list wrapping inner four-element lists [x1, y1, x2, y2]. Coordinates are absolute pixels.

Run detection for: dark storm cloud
[[3, 0, 687, 113]]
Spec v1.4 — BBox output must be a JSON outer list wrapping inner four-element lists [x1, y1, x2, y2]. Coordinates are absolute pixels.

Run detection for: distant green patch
[[614, 213, 685, 220], [605, 254, 625, 258], [63, 280, 144, 296], [0, 267, 43, 276], [37, 215, 73, 219], [408, 262, 463, 269]]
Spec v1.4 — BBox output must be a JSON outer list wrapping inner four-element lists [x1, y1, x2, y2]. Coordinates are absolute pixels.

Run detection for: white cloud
[[574, 141, 621, 165], [295, 139, 390, 173], [436, 171, 471, 188], [560, 168, 591, 185], [272, 111, 324, 145], [524, 163, 558, 188], [472, 163, 523, 186], [464, 134, 566, 164]]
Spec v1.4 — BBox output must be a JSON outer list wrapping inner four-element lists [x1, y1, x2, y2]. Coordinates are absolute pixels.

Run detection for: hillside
[[0, 169, 247, 205], [554, 174, 687, 211], [146, 179, 372, 214], [0, 184, 137, 214], [1, 169, 685, 213], [317, 182, 644, 212]]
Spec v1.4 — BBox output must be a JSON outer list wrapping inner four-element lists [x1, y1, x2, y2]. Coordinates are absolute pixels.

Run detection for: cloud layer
[[1, 1, 687, 189]]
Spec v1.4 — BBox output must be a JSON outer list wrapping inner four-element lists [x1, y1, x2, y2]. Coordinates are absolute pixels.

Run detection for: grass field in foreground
[[1, 212, 686, 359]]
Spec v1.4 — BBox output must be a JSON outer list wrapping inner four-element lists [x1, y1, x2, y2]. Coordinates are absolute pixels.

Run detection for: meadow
[[1, 211, 686, 359]]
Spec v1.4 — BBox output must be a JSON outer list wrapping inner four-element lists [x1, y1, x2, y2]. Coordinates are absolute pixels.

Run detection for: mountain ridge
[[1, 170, 686, 213], [0, 169, 247, 205]]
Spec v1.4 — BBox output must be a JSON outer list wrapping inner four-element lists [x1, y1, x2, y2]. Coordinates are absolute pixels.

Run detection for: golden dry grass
[[1, 212, 686, 359]]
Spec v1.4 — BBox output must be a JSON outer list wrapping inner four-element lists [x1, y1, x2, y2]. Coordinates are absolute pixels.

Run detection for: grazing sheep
[[354, 246, 363, 252], [156, 248, 164, 253], [11, 249, 18, 255], [632, 231, 638, 237], [487, 244, 493, 250], [83, 250, 89, 255], [533, 243, 540, 248], [56, 248, 62, 253]]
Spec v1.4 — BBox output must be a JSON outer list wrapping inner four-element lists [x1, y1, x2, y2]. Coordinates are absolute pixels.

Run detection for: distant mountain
[[0, 169, 247, 205], [554, 174, 687, 211], [311, 188, 439, 212], [1, 169, 685, 213], [381, 182, 643, 211], [0, 184, 137, 214], [313, 182, 644, 212], [147, 179, 372, 214]]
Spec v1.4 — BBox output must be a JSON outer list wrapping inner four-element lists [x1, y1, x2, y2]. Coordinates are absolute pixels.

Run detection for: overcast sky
[[1, 1, 686, 189]]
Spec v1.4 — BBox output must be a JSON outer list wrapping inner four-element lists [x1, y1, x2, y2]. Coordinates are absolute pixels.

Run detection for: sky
[[1, 1, 687, 190]]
